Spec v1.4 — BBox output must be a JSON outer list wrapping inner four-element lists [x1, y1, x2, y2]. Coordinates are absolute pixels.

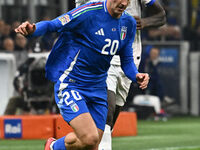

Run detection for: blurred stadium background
[[0, 0, 200, 150]]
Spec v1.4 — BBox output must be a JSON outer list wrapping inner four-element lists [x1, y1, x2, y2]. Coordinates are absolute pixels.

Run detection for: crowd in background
[[0, 19, 57, 54]]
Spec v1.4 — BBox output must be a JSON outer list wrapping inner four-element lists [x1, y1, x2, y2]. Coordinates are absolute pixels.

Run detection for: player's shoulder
[[141, 0, 156, 6], [121, 11, 137, 26]]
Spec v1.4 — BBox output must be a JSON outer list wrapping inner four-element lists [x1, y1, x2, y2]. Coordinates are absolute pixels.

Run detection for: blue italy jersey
[[32, 0, 138, 88]]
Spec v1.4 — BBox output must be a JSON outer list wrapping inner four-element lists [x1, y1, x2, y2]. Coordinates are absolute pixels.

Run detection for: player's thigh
[[116, 69, 132, 106], [107, 90, 116, 113], [106, 64, 118, 94], [69, 112, 99, 140], [54, 84, 106, 142], [87, 98, 108, 131], [70, 121, 104, 147], [106, 65, 119, 117], [54, 87, 90, 124], [56, 92, 99, 143]]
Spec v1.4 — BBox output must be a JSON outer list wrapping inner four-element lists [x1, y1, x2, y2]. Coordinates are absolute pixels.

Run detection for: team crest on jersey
[[59, 14, 71, 25], [70, 103, 79, 112], [120, 26, 127, 40]]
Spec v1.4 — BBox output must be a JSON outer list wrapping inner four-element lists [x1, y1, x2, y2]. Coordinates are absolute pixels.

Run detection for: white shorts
[[106, 65, 132, 106], [107, 33, 142, 106]]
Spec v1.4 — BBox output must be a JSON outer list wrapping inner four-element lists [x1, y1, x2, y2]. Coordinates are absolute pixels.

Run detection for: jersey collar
[[104, 0, 108, 12]]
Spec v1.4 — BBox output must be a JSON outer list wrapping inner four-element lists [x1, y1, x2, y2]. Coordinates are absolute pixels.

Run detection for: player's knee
[[65, 132, 99, 149], [81, 132, 99, 149], [65, 132, 77, 145]]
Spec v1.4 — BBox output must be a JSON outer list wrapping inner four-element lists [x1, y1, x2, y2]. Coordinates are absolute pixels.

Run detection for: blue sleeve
[[146, 0, 156, 6], [120, 18, 139, 82], [121, 59, 139, 82], [31, 19, 59, 37], [31, 4, 88, 37]]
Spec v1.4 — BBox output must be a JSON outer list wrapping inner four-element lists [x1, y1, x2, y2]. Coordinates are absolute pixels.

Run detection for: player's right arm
[[15, 3, 91, 36], [15, 19, 61, 36], [119, 16, 149, 89], [15, 17, 79, 37]]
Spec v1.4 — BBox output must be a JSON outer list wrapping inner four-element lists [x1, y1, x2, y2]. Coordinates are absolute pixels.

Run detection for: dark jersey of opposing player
[[32, 0, 138, 88]]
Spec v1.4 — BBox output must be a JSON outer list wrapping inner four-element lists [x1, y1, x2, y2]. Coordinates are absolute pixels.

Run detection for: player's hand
[[133, 16, 144, 30], [136, 73, 150, 89], [15, 21, 36, 36]]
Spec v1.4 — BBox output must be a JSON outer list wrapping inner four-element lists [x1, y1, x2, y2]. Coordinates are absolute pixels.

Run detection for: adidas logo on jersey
[[95, 28, 105, 36]]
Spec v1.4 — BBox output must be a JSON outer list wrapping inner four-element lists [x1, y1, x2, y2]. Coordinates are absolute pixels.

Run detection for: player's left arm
[[120, 48, 150, 89], [119, 18, 149, 89], [120, 51, 149, 89], [135, 0, 166, 30]]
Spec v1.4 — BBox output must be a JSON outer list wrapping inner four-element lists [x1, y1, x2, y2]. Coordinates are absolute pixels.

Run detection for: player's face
[[108, 0, 130, 18]]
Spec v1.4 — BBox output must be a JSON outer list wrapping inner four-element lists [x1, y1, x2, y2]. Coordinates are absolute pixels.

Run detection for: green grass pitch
[[0, 116, 200, 150]]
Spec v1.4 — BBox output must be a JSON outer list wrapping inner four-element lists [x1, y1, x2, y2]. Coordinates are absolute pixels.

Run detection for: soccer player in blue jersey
[[15, 0, 149, 149], [76, 0, 165, 150]]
